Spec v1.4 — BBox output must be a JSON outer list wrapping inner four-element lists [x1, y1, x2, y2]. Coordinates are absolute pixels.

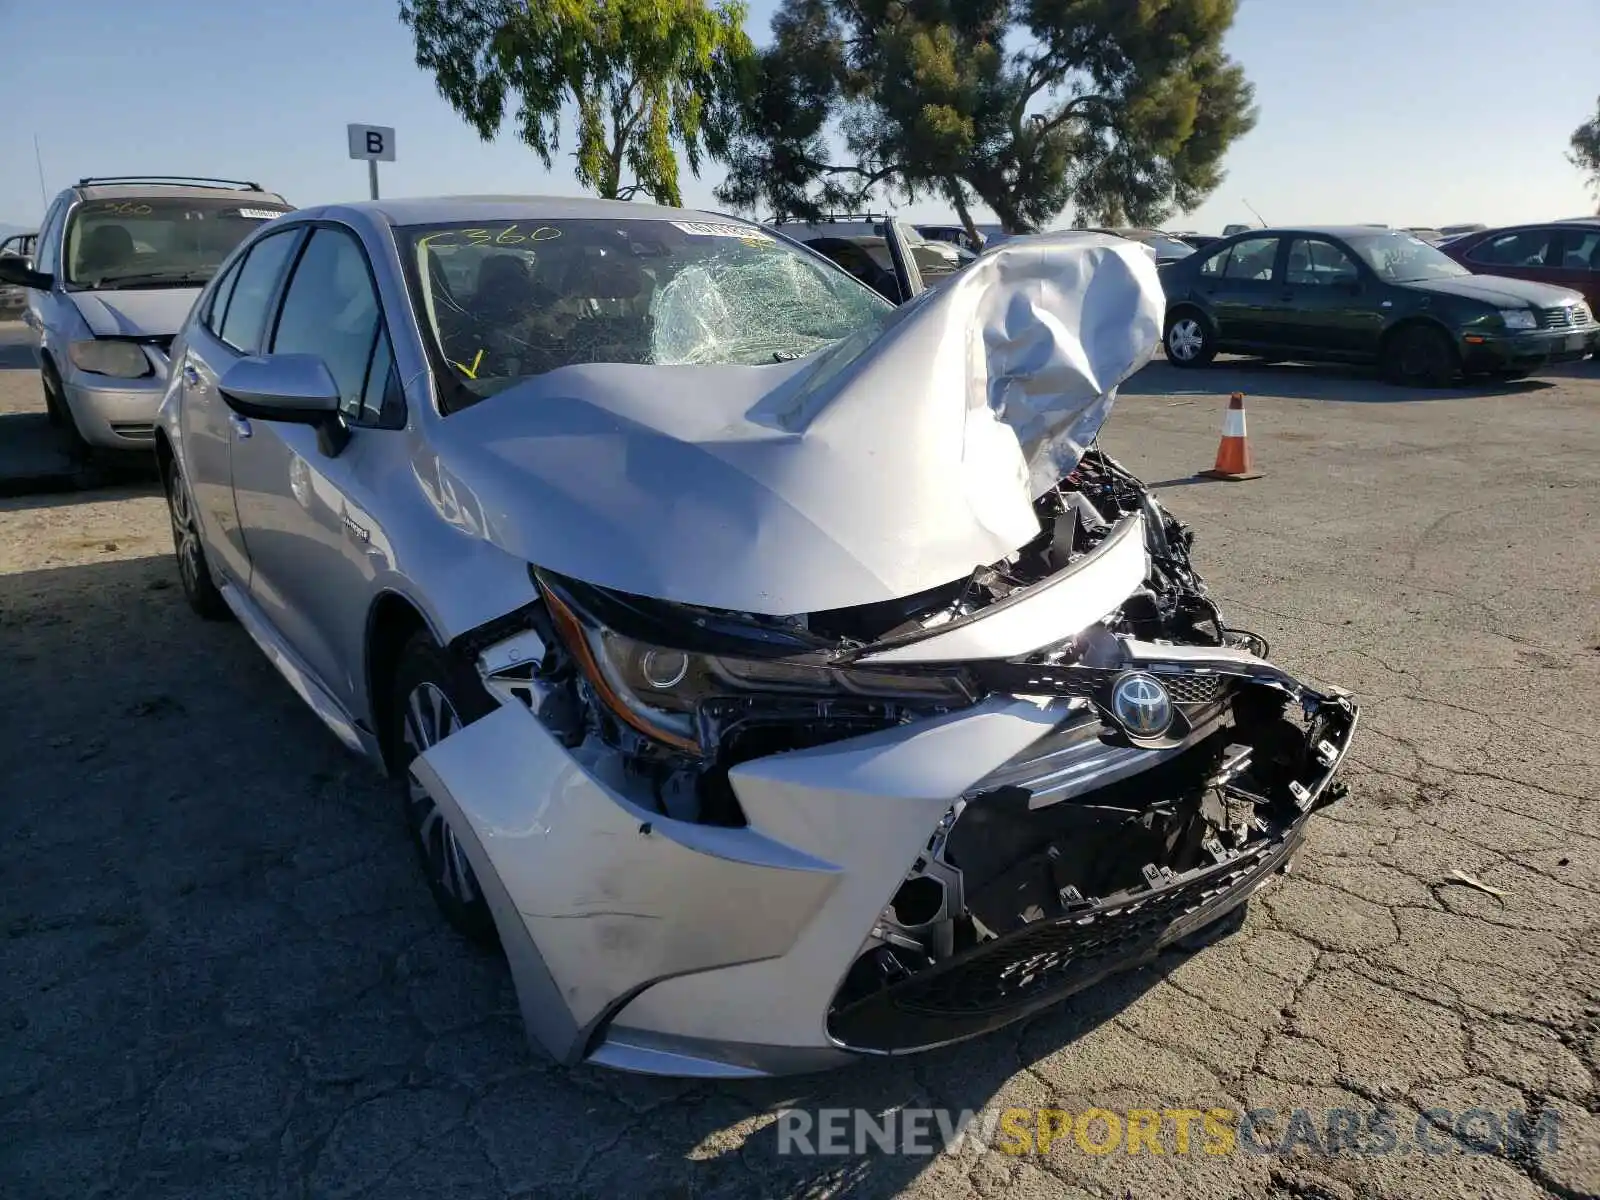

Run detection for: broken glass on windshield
[[400, 218, 895, 405]]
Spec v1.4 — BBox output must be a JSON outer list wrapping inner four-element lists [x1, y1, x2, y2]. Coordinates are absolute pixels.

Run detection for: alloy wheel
[[401, 682, 479, 908], [166, 470, 203, 597], [1168, 318, 1204, 362]]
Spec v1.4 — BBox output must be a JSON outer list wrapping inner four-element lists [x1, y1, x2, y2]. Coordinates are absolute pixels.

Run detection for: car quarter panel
[[412, 695, 1068, 1068]]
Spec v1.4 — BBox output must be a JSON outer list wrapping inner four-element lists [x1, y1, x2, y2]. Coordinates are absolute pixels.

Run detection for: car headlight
[[541, 586, 972, 755], [68, 338, 153, 378], [1498, 309, 1537, 331]]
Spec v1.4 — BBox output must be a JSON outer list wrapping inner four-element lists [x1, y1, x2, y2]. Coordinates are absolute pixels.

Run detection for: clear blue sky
[[2, 0, 1595, 232]]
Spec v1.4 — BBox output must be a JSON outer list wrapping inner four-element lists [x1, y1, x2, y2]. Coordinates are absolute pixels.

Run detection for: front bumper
[[829, 691, 1358, 1054], [63, 371, 165, 449], [1461, 325, 1597, 371], [413, 645, 1359, 1078]]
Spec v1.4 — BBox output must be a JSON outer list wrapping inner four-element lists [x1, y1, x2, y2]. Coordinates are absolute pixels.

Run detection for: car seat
[[474, 254, 538, 316], [77, 224, 136, 277], [1287, 246, 1312, 283], [557, 251, 650, 363]]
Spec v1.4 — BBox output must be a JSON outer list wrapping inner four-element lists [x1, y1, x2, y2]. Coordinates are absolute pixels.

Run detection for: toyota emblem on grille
[[1111, 672, 1173, 737]]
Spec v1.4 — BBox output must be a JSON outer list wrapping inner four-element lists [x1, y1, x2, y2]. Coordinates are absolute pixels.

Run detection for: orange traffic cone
[[1200, 392, 1262, 481]]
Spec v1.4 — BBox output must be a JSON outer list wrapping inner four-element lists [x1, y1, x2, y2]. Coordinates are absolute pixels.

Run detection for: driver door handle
[[230, 413, 252, 439]]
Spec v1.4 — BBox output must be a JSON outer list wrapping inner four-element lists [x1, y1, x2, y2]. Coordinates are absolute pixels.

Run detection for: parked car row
[[750, 211, 1598, 387], [767, 215, 970, 301], [1158, 225, 1597, 385]]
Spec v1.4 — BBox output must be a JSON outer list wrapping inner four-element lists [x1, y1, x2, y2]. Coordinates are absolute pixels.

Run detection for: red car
[[1442, 220, 1600, 313]]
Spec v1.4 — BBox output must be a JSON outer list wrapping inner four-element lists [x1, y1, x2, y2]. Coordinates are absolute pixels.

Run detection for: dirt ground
[[2, 320, 1597, 1199]]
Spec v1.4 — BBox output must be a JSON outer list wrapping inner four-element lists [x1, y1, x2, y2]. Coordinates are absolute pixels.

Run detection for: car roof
[[73, 182, 290, 205], [305, 195, 744, 227], [1455, 219, 1599, 236], [1219, 226, 1411, 240]]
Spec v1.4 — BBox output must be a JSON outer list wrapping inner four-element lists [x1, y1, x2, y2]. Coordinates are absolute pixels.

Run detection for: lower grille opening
[[826, 684, 1355, 1053]]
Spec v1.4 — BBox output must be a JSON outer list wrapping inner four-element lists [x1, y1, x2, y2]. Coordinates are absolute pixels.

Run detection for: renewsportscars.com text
[[775, 1105, 1561, 1159]]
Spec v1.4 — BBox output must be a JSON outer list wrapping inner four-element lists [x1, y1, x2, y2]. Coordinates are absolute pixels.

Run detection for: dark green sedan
[[1158, 226, 1597, 385]]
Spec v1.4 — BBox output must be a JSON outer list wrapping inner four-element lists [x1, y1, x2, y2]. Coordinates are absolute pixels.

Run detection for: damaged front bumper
[[827, 669, 1358, 1055], [412, 596, 1359, 1078]]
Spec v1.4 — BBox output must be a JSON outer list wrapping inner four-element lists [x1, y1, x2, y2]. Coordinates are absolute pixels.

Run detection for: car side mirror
[[0, 255, 53, 291], [218, 354, 350, 456]]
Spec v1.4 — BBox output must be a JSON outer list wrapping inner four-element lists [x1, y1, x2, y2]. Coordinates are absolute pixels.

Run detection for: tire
[[1382, 324, 1458, 387], [389, 632, 499, 945], [163, 457, 231, 620], [41, 364, 64, 427], [43, 362, 91, 460], [1164, 310, 1216, 367]]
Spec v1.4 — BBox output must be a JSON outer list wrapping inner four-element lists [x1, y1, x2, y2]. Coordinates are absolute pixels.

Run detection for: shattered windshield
[[399, 218, 895, 405], [64, 197, 291, 289]]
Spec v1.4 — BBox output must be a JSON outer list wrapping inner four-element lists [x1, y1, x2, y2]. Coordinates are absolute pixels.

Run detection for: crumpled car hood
[[424, 233, 1163, 615], [70, 287, 200, 338]]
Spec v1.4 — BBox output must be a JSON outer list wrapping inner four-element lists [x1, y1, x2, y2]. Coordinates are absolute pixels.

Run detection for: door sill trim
[[219, 581, 382, 763]]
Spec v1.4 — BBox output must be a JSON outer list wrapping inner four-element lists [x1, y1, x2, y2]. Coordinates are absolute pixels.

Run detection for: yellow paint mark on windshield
[[416, 225, 563, 250]]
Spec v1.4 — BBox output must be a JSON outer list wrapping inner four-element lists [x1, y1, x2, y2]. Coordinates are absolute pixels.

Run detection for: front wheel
[[389, 633, 499, 945], [163, 459, 230, 620], [1164, 311, 1217, 367], [42, 363, 91, 460], [1383, 325, 1458, 387]]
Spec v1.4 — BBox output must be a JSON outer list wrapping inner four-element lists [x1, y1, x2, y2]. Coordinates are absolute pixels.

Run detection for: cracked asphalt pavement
[[2, 319, 1597, 1198]]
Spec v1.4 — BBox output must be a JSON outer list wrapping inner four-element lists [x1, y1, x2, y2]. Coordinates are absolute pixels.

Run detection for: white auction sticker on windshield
[[236, 208, 286, 220], [672, 221, 771, 240]]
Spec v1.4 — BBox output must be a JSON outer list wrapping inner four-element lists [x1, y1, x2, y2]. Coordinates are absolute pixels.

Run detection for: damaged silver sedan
[[155, 197, 1358, 1077]]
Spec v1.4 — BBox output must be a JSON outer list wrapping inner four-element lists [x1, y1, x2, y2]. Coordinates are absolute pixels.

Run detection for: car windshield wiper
[[80, 269, 214, 289]]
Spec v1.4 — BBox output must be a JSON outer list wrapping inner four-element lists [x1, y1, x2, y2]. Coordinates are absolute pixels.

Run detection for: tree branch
[[1037, 92, 1111, 139], [1008, 49, 1063, 140]]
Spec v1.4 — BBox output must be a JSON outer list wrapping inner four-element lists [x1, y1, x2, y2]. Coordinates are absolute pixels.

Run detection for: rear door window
[[1284, 238, 1360, 286], [1220, 236, 1280, 281], [1466, 229, 1557, 267], [1199, 237, 1280, 280], [1557, 227, 1600, 271]]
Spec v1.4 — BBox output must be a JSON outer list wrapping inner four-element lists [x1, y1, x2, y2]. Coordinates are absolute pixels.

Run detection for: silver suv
[[0, 177, 291, 454]]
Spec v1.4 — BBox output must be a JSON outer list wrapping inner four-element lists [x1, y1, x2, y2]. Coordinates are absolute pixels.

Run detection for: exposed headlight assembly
[[1498, 309, 1537, 331], [540, 586, 972, 755], [68, 338, 153, 378]]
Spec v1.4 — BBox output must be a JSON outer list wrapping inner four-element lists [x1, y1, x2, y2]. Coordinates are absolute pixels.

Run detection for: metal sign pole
[[369, 159, 379, 201]]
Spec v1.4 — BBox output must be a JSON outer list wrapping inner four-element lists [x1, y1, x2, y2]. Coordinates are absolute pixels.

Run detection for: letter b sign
[[347, 124, 396, 162]]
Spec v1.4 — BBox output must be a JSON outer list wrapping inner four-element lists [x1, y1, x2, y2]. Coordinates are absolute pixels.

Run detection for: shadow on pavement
[[0, 551, 1222, 1199], [1128, 356, 1557, 404], [0, 477, 162, 513], [0, 340, 35, 370], [0, 412, 159, 500]]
